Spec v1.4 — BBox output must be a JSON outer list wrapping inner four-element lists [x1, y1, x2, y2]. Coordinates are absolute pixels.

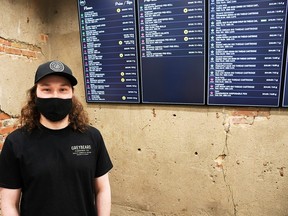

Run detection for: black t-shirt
[[0, 125, 113, 216]]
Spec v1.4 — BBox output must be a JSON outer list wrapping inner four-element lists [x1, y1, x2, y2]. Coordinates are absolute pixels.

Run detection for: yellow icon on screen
[[183, 8, 188, 13], [122, 96, 126, 100], [121, 72, 125, 76], [184, 30, 188, 34], [119, 53, 124, 58], [121, 78, 125, 82], [118, 40, 123, 45], [184, 37, 188, 41], [117, 8, 121, 13]]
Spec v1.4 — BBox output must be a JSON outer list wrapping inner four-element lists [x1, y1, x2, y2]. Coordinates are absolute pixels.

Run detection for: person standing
[[0, 60, 113, 216]]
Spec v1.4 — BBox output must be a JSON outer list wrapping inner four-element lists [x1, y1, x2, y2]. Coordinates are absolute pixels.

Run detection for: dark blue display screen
[[207, 0, 288, 107], [138, 0, 206, 104], [282, 46, 288, 107], [78, 0, 140, 103], [77, 0, 287, 106]]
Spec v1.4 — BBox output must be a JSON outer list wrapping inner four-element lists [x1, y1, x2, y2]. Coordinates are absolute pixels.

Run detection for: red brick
[[2, 39, 11, 46], [231, 109, 258, 117], [0, 38, 9, 45], [231, 117, 254, 125], [0, 112, 10, 120], [3, 46, 11, 54], [11, 47, 22, 55], [39, 34, 49, 43], [0, 126, 16, 135], [4, 46, 20, 55], [29, 52, 37, 58], [21, 50, 36, 58]]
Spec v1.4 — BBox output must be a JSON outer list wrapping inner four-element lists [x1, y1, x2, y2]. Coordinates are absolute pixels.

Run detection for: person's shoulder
[[85, 125, 101, 135], [4, 127, 32, 146], [82, 125, 105, 142], [6, 127, 27, 139]]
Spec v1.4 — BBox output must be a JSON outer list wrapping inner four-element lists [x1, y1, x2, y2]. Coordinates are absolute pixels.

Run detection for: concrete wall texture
[[0, 0, 288, 215]]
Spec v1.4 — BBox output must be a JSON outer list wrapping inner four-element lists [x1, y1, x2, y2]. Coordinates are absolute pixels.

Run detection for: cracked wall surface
[[1, 1, 288, 216]]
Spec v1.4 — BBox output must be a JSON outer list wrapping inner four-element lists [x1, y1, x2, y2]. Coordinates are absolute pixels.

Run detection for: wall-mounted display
[[78, 0, 140, 103], [207, 0, 288, 107], [138, 0, 206, 104], [282, 45, 288, 107], [77, 0, 288, 107]]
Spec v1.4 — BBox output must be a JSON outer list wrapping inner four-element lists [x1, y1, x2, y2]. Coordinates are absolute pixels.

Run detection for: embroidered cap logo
[[49, 61, 65, 72]]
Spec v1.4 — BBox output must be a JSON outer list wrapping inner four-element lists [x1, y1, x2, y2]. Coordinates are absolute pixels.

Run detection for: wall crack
[[217, 111, 238, 215]]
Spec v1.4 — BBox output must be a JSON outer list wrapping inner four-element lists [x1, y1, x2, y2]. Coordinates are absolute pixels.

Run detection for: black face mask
[[35, 97, 73, 122]]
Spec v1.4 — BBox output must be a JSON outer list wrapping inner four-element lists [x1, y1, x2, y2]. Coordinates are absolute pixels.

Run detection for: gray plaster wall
[[1, 0, 288, 215]]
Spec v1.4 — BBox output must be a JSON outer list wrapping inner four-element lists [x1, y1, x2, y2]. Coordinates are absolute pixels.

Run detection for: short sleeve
[[0, 137, 22, 189], [93, 130, 113, 178]]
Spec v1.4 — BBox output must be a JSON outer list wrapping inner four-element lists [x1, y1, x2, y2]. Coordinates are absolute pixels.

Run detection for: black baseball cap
[[34, 60, 78, 86]]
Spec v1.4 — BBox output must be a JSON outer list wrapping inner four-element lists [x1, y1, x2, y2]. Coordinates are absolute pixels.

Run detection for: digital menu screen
[[78, 0, 140, 103], [282, 45, 288, 107], [207, 0, 288, 107], [138, 0, 206, 104]]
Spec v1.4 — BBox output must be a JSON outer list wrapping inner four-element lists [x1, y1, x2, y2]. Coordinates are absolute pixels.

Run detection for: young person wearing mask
[[0, 60, 113, 216]]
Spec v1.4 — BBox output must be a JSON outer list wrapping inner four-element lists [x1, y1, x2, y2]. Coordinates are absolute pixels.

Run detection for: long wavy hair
[[20, 85, 89, 132]]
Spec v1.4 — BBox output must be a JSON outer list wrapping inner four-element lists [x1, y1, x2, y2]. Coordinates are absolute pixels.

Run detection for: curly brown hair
[[20, 85, 89, 132]]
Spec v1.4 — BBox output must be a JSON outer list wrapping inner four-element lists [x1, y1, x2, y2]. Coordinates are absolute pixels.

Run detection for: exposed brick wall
[[0, 36, 42, 59], [0, 111, 18, 150], [230, 108, 270, 125]]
